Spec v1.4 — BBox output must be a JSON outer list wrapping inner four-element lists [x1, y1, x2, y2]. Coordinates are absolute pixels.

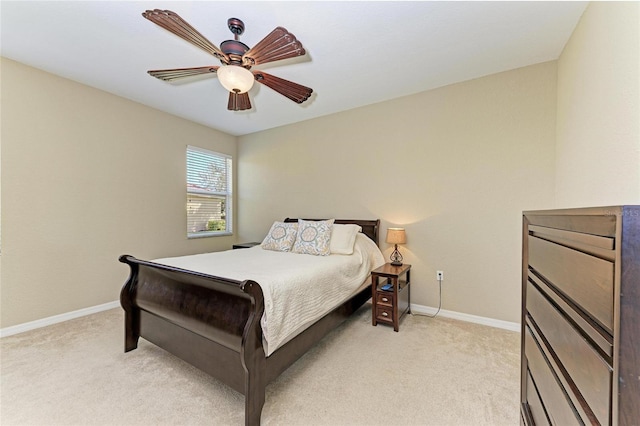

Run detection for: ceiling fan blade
[[253, 71, 313, 104], [243, 27, 306, 66], [142, 9, 229, 64], [148, 66, 219, 81], [228, 91, 252, 111]]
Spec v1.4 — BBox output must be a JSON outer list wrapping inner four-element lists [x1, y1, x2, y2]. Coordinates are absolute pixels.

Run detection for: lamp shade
[[386, 228, 406, 244], [217, 65, 255, 94]]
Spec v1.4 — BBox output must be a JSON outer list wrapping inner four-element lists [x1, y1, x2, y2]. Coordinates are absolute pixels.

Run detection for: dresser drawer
[[528, 272, 613, 359], [528, 235, 614, 332], [525, 326, 581, 425], [376, 292, 393, 307], [525, 371, 550, 426], [527, 282, 611, 425]]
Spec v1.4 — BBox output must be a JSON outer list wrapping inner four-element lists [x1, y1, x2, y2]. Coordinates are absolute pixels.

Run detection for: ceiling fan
[[142, 9, 313, 111]]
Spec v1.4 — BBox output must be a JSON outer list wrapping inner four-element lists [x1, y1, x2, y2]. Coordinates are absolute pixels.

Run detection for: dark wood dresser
[[521, 206, 639, 426]]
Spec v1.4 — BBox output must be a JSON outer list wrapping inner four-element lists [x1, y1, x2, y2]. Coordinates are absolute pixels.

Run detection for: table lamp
[[386, 228, 406, 266]]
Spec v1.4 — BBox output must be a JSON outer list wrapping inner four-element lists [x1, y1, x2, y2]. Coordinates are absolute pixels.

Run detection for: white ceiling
[[1, 1, 588, 136]]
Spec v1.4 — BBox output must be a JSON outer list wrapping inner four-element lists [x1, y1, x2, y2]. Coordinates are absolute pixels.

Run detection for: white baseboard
[[0, 300, 120, 338], [410, 303, 521, 332]]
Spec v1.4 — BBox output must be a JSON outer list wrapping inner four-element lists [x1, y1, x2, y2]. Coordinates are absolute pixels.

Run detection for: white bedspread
[[153, 233, 384, 356]]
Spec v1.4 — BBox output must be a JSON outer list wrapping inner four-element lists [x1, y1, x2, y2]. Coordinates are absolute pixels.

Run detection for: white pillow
[[330, 224, 362, 255], [292, 219, 334, 256], [261, 221, 298, 252]]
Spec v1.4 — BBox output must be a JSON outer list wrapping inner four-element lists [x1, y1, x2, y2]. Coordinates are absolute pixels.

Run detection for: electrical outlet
[[436, 270, 444, 281]]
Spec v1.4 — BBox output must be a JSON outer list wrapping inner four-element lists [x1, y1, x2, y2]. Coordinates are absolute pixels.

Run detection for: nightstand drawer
[[376, 306, 393, 323], [376, 292, 393, 307]]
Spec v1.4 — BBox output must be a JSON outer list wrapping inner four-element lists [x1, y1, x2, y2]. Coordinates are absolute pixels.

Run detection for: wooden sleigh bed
[[119, 218, 380, 425]]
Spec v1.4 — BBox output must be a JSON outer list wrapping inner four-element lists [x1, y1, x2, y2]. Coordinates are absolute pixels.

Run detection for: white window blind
[[186, 146, 232, 238]]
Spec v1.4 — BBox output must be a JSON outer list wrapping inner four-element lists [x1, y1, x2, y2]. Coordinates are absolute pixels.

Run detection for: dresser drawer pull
[[382, 297, 389, 303], [382, 312, 388, 317]]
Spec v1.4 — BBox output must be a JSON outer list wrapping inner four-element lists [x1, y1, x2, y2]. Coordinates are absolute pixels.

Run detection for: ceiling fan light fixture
[[217, 65, 254, 94]]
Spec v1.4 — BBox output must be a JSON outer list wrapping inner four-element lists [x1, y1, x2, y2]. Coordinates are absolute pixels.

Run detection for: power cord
[[412, 276, 442, 318]]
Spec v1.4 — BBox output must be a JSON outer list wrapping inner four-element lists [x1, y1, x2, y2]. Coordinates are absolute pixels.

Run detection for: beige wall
[[238, 62, 558, 324], [0, 58, 237, 327], [556, 2, 640, 206]]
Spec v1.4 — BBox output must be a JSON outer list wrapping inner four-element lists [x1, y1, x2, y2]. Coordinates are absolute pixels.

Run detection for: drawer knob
[[382, 297, 388, 302], [382, 312, 388, 317]]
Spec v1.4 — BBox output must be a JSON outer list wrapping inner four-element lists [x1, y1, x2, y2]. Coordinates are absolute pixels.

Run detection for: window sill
[[188, 232, 233, 239]]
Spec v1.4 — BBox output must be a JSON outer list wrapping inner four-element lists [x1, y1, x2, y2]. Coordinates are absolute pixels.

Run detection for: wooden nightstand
[[232, 242, 261, 249], [371, 263, 411, 332]]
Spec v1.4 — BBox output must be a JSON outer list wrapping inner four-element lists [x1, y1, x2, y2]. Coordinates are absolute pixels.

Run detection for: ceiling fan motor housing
[[220, 40, 250, 65], [222, 18, 249, 65]]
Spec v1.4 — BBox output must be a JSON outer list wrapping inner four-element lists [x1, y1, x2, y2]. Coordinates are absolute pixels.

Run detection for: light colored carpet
[[1, 305, 520, 425]]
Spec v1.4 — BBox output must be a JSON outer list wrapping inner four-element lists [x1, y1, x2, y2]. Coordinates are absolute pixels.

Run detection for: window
[[186, 146, 232, 238]]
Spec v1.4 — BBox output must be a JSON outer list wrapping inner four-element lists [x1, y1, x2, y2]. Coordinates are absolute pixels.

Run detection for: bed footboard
[[119, 255, 266, 426]]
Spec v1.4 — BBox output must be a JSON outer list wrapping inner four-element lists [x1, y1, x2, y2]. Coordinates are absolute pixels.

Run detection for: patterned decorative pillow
[[261, 221, 298, 252], [292, 219, 335, 256]]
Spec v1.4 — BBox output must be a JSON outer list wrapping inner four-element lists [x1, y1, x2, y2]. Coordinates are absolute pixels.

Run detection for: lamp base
[[389, 245, 403, 267]]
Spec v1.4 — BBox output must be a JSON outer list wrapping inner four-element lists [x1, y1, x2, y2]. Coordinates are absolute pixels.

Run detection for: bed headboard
[[283, 218, 381, 246]]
